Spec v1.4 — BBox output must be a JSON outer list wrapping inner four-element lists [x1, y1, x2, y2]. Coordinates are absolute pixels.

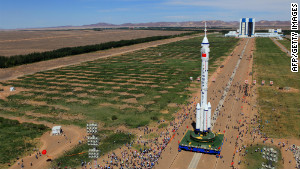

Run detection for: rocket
[[196, 22, 212, 132]]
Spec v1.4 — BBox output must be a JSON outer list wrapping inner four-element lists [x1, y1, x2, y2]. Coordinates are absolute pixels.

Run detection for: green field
[[242, 144, 282, 169], [254, 38, 300, 138], [52, 131, 134, 168], [0, 35, 238, 128], [0, 117, 49, 168]]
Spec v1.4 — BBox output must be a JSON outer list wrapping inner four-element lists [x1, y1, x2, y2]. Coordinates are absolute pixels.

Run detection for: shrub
[[112, 115, 118, 121]]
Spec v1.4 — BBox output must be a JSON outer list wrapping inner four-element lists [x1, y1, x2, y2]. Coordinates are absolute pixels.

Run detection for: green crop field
[[0, 117, 49, 168], [0, 34, 238, 128], [254, 38, 300, 138]]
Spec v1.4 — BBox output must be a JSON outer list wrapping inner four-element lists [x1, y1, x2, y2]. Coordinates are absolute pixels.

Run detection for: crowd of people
[[78, 100, 196, 169], [289, 145, 300, 169], [225, 83, 300, 169]]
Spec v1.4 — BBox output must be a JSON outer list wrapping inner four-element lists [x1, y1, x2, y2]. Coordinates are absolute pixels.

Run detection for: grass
[[158, 123, 169, 129], [254, 38, 300, 139], [242, 144, 282, 169], [51, 131, 134, 168], [0, 34, 239, 128], [143, 132, 159, 139], [0, 117, 49, 168]]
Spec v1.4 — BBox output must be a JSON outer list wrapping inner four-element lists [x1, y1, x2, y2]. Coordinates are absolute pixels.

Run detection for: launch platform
[[178, 130, 224, 154]]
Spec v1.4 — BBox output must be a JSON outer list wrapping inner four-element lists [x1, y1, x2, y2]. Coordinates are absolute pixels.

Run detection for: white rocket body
[[196, 22, 212, 132], [196, 103, 201, 130]]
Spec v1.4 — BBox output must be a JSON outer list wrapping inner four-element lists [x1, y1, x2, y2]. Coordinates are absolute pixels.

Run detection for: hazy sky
[[0, 0, 296, 29]]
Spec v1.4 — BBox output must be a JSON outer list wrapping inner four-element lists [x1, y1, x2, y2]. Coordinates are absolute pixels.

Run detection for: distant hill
[[82, 20, 293, 28], [3, 20, 295, 30]]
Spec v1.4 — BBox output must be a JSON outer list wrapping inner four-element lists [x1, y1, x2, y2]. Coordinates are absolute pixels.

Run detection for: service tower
[[178, 22, 224, 154]]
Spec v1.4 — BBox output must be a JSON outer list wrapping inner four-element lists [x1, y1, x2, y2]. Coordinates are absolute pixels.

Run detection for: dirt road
[[271, 38, 291, 56]]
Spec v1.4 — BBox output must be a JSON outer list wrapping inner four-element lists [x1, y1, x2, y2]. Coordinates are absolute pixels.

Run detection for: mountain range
[[82, 20, 292, 28]]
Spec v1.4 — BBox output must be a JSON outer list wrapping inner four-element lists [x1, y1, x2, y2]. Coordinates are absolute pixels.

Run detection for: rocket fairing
[[195, 22, 212, 132]]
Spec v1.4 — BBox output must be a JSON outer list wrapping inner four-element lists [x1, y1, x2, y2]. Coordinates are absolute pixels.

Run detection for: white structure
[[254, 33, 282, 37], [225, 31, 239, 37], [87, 135, 99, 146], [196, 22, 212, 132], [269, 29, 282, 33], [86, 123, 99, 159], [10, 87, 15, 91], [225, 18, 283, 38], [52, 126, 62, 135], [239, 18, 255, 37], [86, 123, 98, 134], [254, 28, 283, 38]]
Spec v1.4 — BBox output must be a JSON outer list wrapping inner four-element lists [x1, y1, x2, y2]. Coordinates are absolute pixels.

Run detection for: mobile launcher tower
[[178, 23, 224, 154]]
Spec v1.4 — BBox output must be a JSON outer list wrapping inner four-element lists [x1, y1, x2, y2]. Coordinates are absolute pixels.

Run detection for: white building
[[225, 18, 283, 38], [269, 29, 282, 33], [52, 126, 62, 135], [254, 33, 282, 37], [225, 31, 239, 37], [239, 18, 255, 37]]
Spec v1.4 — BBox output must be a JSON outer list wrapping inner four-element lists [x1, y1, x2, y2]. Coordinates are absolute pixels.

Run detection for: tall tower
[[196, 22, 212, 133], [239, 18, 255, 37]]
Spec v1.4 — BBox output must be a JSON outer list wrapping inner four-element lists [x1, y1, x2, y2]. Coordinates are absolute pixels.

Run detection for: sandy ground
[[0, 30, 189, 56], [0, 34, 201, 82]]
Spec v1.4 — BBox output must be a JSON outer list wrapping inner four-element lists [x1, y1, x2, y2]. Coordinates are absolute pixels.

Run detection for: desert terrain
[[0, 29, 189, 56]]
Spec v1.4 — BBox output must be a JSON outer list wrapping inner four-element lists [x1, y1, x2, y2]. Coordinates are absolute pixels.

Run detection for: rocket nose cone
[[202, 37, 209, 44], [196, 103, 200, 109], [204, 104, 208, 110]]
